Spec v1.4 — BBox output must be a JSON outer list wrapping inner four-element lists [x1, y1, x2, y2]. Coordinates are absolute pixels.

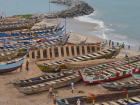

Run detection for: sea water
[[77, 0, 140, 47]]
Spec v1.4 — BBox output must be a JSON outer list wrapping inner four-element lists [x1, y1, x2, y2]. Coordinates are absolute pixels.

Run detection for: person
[[125, 54, 129, 59], [20, 64, 23, 72], [71, 82, 74, 93], [52, 93, 57, 105], [109, 40, 111, 46], [128, 45, 130, 50], [26, 60, 29, 71], [117, 42, 119, 46], [48, 85, 53, 98], [76, 99, 81, 105]]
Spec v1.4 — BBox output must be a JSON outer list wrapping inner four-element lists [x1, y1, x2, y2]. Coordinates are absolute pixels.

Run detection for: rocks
[[51, 0, 73, 6], [49, 1, 94, 18]]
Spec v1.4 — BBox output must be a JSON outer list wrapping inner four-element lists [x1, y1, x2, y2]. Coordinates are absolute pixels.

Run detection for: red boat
[[79, 62, 140, 84]]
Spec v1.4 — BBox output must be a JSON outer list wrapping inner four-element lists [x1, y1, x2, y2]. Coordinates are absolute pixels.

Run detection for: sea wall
[[49, 0, 94, 18]]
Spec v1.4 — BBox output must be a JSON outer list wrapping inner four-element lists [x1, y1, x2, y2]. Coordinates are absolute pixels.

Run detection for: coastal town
[[0, 0, 140, 105]]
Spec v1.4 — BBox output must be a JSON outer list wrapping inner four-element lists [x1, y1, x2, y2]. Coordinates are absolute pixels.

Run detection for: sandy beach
[[0, 47, 139, 105], [0, 1, 140, 104]]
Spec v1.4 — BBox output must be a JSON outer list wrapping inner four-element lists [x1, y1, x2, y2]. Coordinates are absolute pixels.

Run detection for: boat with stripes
[[38, 47, 121, 72], [17, 73, 81, 95], [102, 79, 140, 91], [95, 96, 140, 105], [56, 95, 140, 105], [56, 96, 92, 105], [79, 61, 140, 84], [12, 70, 74, 87], [0, 48, 28, 73]]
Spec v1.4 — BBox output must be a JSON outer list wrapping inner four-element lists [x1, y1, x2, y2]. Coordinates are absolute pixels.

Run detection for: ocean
[[0, 0, 139, 47]]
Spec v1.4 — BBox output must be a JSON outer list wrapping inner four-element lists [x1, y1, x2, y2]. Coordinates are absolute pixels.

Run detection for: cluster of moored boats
[[1, 16, 140, 105], [0, 17, 69, 73], [79, 55, 140, 84], [13, 70, 81, 94]]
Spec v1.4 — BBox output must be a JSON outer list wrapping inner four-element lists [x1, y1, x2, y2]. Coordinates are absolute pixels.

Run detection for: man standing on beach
[[76, 99, 81, 105], [26, 60, 29, 71], [48, 85, 53, 98], [71, 82, 74, 93], [20, 64, 22, 72]]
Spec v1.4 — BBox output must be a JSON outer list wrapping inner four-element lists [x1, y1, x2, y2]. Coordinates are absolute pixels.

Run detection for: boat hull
[[0, 58, 24, 73], [133, 73, 140, 79], [80, 72, 131, 84]]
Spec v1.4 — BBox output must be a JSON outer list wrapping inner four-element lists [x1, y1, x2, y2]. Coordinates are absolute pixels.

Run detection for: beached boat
[[79, 61, 140, 84], [0, 48, 27, 73], [13, 70, 74, 87], [97, 96, 140, 105], [18, 73, 81, 95], [102, 79, 140, 91], [132, 71, 140, 80], [56, 95, 140, 105], [57, 96, 93, 105], [39, 47, 121, 73]]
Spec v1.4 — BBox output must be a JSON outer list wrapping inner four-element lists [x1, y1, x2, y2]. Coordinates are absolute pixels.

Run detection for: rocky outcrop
[[51, 0, 72, 6], [49, 1, 94, 18]]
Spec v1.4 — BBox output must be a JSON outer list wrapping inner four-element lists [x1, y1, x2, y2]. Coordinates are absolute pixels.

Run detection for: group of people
[[107, 39, 140, 51]]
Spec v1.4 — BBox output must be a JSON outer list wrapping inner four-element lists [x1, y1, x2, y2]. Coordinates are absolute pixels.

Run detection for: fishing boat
[[39, 47, 121, 73], [56, 96, 93, 105], [102, 79, 140, 91], [132, 69, 140, 79], [0, 48, 27, 73], [18, 73, 81, 95], [13, 70, 74, 87], [79, 61, 140, 84], [98, 96, 140, 105], [102, 97, 140, 105]]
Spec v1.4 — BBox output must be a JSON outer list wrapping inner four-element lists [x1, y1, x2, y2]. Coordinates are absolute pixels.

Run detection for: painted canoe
[[56, 96, 92, 105], [79, 61, 140, 84], [102, 79, 140, 91], [0, 49, 27, 73], [132, 72, 140, 80], [18, 74, 81, 95], [0, 57, 25, 73], [13, 70, 74, 87]]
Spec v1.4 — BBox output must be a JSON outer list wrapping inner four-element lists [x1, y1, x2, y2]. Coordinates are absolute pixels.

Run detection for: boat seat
[[39, 84, 46, 87], [131, 97, 140, 102], [40, 77, 45, 80]]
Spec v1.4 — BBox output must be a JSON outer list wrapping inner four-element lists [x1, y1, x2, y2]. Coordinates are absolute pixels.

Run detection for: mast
[[65, 17, 67, 35], [49, 0, 51, 14]]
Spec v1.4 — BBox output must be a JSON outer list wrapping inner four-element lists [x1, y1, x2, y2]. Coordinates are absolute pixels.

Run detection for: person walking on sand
[[52, 93, 57, 105], [48, 85, 53, 98], [26, 60, 29, 71], [76, 99, 81, 105], [20, 64, 23, 72], [128, 45, 130, 50], [71, 82, 74, 93]]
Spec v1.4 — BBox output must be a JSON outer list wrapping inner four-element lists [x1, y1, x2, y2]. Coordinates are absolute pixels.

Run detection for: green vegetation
[[18, 14, 32, 19]]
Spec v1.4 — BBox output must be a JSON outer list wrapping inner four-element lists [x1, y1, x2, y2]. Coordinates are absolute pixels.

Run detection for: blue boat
[[0, 49, 27, 73], [0, 57, 25, 73], [128, 102, 140, 105]]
